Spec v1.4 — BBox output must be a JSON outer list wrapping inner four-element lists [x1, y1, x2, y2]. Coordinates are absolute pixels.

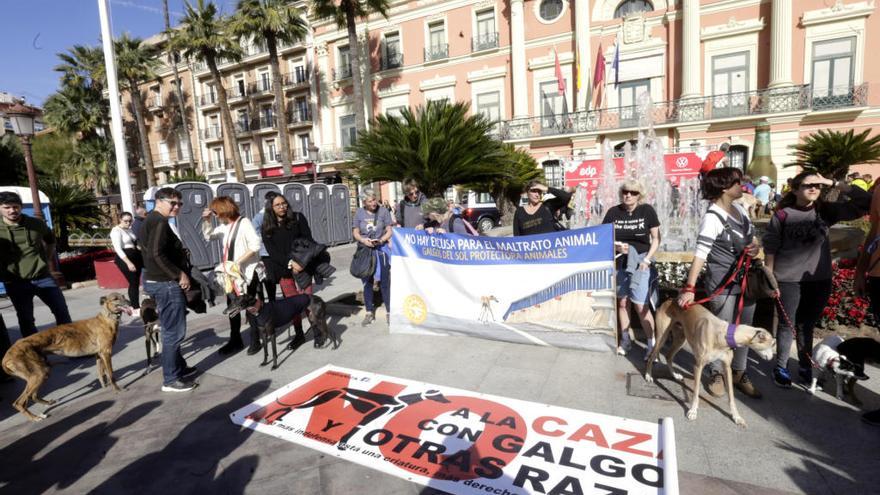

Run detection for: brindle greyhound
[[2, 293, 133, 421]]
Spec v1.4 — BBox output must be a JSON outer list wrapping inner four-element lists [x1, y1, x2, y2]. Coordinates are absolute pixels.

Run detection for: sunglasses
[[162, 199, 183, 207], [621, 190, 640, 197], [800, 183, 824, 190], [528, 188, 543, 194]]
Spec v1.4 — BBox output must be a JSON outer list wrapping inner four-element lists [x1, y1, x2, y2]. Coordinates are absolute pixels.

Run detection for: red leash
[[684, 250, 751, 325], [772, 294, 821, 369]]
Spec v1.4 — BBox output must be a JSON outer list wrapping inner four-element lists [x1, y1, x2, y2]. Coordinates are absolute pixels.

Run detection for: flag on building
[[612, 39, 621, 88], [554, 48, 566, 95], [593, 43, 606, 109]]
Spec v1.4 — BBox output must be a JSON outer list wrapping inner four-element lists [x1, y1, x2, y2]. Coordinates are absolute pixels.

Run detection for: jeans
[[775, 279, 832, 370], [707, 287, 755, 374], [6, 276, 72, 338], [144, 281, 189, 385], [362, 249, 390, 313]]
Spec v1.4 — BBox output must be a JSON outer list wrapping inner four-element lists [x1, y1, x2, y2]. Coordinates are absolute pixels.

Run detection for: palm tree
[[116, 33, 161, 188], [41, 179, 105, 252], [55, 45, 106, 95], [467, 145, 544, 226], [231, 0, 308, 176], [71, 138, 116, 196], [349, 101, 508, 196], [163, 0, 197, 173], [789, 129, 880, 180], [43, 84, 109, 139], [170, 0, 245, 181], [312, 0, 390, 134]]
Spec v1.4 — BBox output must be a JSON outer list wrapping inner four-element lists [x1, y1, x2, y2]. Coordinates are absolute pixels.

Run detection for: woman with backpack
[[352, 188, 393, 326], [601, 179, 659, 359], [763, 170, 870, 388], [677, 168, 763, 400]]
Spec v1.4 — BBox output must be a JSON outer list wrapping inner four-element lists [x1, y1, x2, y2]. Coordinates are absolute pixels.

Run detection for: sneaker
[[620, 334, 632, 352], [798, 367, 813, 384], [161, 380, 197, 393], [362, 313, 375, 326], [773, 366, 792, 388], [862, 409, 880, 427], [180, 366, 199, 379], [706, 373, 725, 398], [733, 371, 762, 399]]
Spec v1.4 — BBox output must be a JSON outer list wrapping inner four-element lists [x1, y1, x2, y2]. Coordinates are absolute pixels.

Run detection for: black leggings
[[229, 277, 261, 341], [114, 250, 142, 309]]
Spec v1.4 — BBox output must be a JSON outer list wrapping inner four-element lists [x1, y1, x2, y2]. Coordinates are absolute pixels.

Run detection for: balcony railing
[[249, 81, 273, 95], [288, 108, 312, 125], [318, 145, 355, 163], [235, 120, 254, 134], [424, 43, 449, 62], [381, 52, 403, 70], [146, 96, 163, 109], [201, 126, 222, 140], [284, 68, 310, 87], [500, 84, 868, 140], [333, 65, 353, 80], [257, 116, 276, 130], [205, 159, 229, 171], [472, 32, 499, 52], [199, 92, 218, 106]]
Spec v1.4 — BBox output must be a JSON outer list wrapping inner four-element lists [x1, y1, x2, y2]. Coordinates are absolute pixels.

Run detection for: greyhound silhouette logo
[[403, 294, 428, 324]]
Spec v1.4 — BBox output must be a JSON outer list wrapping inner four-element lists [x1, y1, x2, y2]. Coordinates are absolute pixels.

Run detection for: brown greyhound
[[2, 293, 133, 421]]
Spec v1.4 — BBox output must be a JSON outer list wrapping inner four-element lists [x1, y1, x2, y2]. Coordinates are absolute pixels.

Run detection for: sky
[[1, 0, 239, 106]]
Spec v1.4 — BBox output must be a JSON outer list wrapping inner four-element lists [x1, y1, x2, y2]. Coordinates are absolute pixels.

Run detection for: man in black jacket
[[142, 188, 197, 392]]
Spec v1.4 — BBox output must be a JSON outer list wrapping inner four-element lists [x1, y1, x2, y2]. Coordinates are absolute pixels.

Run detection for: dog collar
[[726, 324, 738, 349]]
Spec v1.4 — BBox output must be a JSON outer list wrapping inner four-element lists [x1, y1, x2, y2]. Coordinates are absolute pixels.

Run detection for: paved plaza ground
[[0, 244, 878, 494]]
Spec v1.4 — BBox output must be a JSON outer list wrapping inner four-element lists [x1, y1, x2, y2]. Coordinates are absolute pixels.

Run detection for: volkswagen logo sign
[[675, 156, 689, 169]]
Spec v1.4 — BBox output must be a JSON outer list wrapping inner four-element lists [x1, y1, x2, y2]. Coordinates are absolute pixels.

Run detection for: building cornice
[[419, 75, 457, 91], [376, 84, 412, 98], [800, 0, 875, 27], [701, 17, 765, 41], [467, 66, 507, 83], [528, 51, 574, 71]]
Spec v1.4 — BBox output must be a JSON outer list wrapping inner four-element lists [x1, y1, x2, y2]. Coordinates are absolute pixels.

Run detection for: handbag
[[745, 259, 778, 301], [350, 243, 376, 279]]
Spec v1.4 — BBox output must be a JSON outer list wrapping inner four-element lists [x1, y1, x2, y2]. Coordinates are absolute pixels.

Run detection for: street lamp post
[[5, 102, 43, 220], [307, 144, 319, 183]]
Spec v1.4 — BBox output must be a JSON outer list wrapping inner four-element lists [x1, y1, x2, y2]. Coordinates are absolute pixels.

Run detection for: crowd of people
[[2, 164, 880, 427]]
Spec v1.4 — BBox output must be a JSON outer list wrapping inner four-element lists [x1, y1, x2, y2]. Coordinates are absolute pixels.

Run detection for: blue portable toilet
[[282, 182, 309, 218], [173, 182, 220, 271], [250, 183, 281, 217], [143, 186, 160, 212], [0, 187, 54, 295], [328, 184, 352, 245], [306, 183, 331, 245], [214, 182, 253, 219]]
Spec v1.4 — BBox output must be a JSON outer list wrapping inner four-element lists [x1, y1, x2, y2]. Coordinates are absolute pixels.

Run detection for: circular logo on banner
[[403, 295, 428, 325], [675, 156, 689, 169]]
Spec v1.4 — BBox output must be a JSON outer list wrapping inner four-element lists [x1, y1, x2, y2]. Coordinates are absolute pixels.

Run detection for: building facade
[[125, 0, 880, 199]]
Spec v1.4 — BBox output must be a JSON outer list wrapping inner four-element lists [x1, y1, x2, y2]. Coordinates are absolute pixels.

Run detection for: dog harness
[[726, 324, 738, 349]]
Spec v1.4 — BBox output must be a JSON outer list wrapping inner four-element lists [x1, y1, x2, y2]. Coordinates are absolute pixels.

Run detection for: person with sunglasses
[[110, 212, 142, 315], [142, 187, 198, 392], [602, 179, 659, 358], [512, 180, 572, 236], [764, 170, 870, 388], [678, 168, 762, 400], [396, 179, 428, 229]]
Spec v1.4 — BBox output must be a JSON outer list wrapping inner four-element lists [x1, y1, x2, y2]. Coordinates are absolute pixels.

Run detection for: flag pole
[[97, 0, 134, 213]]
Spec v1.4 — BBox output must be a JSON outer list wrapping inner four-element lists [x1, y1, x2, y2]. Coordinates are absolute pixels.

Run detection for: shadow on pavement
[[88, 379, 271, 494]]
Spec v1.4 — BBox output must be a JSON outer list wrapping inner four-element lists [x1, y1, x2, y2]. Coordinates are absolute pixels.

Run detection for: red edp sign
[[230, 365, 679, 494], [564, 153, 702, 191]]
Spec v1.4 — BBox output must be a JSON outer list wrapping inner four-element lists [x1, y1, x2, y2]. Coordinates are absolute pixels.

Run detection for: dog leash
[[772, 294, 821, 370], [684, 250, 751, 325]]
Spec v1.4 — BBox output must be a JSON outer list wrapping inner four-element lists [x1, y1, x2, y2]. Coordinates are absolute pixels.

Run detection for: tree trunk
[[345, 2, 367, 133], [497, 193, 518, 226], [208, 56, 245, 182], [268, 36, 292, 176], [129, 82, 156, 187], [164, 0, 196, 174]]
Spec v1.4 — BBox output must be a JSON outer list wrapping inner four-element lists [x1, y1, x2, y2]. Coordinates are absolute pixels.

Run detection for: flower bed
[[58, 248, 113, 284], [820, 258, 875, 329]]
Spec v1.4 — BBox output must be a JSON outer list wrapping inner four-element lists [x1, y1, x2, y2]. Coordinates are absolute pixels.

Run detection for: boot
[[287, 321, 306, 350], [734, 371, 762, 399], [706, 372, 725, 398], [246, 328, 262, 355]]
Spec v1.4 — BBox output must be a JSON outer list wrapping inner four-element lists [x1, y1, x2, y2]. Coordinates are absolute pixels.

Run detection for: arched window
[[614, 0, 653, 19]]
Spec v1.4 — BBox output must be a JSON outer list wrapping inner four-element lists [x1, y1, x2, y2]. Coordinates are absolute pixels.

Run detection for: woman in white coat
[[201, 196, 261, 355]]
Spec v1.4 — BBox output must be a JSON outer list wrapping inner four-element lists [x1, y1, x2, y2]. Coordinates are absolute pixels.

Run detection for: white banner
[[230, 365, 678, 494], [389, 225, 617, 350]]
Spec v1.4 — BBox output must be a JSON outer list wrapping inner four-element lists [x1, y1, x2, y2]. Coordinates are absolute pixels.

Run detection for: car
[[460, 191, 500, 233]]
